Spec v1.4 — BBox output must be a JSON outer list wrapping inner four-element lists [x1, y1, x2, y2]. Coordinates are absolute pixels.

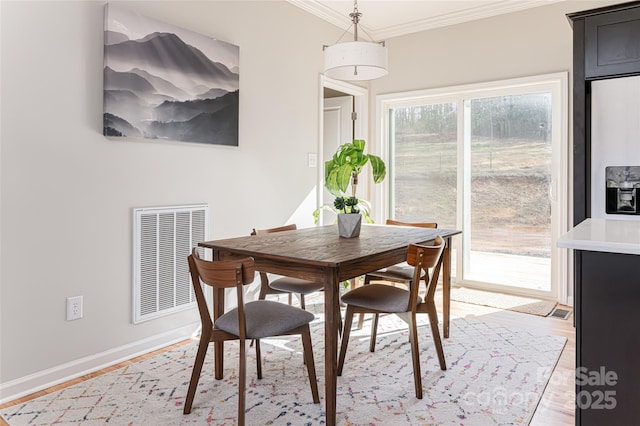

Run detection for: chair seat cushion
[[341, 284, 422, 313], [269, 276, 324, 295], [215, 300, 315, 339], [367, 263, 424, 281]]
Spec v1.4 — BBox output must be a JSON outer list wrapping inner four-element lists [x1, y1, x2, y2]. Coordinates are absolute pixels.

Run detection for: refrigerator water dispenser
[[606, 166, 640, 215]]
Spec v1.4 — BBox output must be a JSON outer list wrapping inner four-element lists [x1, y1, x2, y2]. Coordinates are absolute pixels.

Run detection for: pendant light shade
[[323, 41, 388, 81], [322, 0, 388, 81]]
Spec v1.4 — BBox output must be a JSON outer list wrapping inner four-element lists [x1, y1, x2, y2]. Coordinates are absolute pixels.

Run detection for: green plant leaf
[[324, 159, 335, 181], [326, 164, 350, 196], [361, 208, 374, 223], [312, 204, 340, 224], [320, 139, 387, 221], [368, 155, 387, 183], [335, 164, 354, 194]]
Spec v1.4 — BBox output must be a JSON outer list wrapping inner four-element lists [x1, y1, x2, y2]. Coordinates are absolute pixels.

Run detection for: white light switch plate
[[307, 153, 317, 168]]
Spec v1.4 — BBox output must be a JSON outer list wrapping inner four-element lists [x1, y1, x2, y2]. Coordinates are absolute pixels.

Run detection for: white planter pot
[[338, 213, 362, 238]]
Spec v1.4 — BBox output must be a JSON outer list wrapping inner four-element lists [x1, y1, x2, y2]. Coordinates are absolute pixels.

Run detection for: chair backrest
[[251, 224, 297, 287], [189, 248, 255, 288], [252, 223, 297, 235], [188, 248, 255, 334], [406, 236, 445, 310], [386, 219, 437, 228]]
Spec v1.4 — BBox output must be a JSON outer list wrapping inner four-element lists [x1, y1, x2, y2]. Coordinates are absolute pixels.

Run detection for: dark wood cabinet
[[568, 2, 640, 425], [585, 7, 640, 79], [576, 250, 640, 425]]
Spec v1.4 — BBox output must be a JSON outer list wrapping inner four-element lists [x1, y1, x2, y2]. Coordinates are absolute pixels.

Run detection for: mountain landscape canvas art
[[103, 4, 239, 146]]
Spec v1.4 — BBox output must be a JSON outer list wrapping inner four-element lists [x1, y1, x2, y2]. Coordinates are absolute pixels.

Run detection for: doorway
[[318, 76, 369, 223], [323, 95, 353, 225]]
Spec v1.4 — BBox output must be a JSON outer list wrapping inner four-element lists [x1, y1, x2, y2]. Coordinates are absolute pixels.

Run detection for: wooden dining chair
[[357, 219, 437, 329], [252, 224, 343, 336], [183, 248, 320, 425], [338, 236, 447, 399], [251, 224, 325, 310]]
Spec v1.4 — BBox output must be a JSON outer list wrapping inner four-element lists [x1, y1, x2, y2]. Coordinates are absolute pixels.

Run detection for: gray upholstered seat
[[366, 264, 425, 281], [215, 300, 315, 339], [341, 284, 422, 313], [269, 277, 325, 295]]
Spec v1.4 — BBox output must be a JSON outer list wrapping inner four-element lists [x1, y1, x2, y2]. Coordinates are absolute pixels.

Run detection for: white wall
[[372, 1, 620, 96], [0, 0, 334, 398], [0, 0, 624, 401]]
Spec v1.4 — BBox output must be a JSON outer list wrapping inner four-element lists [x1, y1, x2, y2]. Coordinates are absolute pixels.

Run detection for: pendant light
[[323, 0, 388, 81]]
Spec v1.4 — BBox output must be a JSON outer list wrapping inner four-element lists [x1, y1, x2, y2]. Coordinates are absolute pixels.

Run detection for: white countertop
[[557, 218, 640, 255]]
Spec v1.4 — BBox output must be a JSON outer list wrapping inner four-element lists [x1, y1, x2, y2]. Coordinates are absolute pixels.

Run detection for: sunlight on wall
[[287, 186, 318, 228]]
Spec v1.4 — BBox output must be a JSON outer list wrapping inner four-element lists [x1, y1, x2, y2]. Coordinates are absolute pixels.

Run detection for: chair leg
[[427, 303, 447, 370], [408, 313, 423, 399], [252, 288, 268, 349], [301, 326, 320, 403], [357, 275, 372, 329], [183, 336, 210, 414], [369, 313, 379, 352], [238, 339, 246, 426], [357, 313, 365, 330], [288, 293, 293, 305], [258, 284, 267, 301], [255, 338, 262, 379], [337, 306, 355, 376], [337, 297, 343, 337], [300, 294, 306, 310]]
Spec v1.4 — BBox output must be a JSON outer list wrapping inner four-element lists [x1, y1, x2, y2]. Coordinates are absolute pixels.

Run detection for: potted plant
[[315, 139, 386, 238]]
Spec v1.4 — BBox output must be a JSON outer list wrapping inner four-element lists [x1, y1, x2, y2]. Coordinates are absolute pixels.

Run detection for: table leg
[[213, 287, 225, 379], [212, 249, 225, 379], [443, 237, 452, 339], [324, 269, 339, 426]]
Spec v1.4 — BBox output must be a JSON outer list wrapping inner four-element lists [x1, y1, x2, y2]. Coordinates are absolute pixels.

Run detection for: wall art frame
[[103, 4, 239, 146]]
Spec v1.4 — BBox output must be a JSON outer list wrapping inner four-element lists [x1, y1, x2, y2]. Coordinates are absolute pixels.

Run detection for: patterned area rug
[[1, 314, 566, 425], [451, 287, 558, 317]]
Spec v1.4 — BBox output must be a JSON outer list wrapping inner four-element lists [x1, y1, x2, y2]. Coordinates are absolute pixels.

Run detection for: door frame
[[322, 96, 353, 225], [376, 73, 570, 304]]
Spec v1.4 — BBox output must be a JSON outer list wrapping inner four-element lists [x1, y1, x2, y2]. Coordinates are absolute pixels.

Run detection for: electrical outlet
[[66, 296, 83, 321]]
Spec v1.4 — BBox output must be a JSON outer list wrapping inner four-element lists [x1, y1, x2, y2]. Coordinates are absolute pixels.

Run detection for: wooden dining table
[[199, 223, 461, 425]]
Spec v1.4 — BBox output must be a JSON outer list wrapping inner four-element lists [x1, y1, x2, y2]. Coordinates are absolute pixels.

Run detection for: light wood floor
[[0, 295, 575, 426], [442, 299, 576, 426]]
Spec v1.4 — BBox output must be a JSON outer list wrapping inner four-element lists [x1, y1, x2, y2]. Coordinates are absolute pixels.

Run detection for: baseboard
[[0, 322, 200, 405]]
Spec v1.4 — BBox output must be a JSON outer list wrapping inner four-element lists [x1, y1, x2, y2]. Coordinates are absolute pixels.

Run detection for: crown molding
[[288, 0, 356, 36], [289, 0, 566, 41]]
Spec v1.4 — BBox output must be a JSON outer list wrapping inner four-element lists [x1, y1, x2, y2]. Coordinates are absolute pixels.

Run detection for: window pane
[[467, 93, 552, 290], [390, 103, 458, 228]]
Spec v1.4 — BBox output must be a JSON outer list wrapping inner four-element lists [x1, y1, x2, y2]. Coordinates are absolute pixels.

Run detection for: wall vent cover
[[549, 307, 572, 320], [133, 204, 208, 323]]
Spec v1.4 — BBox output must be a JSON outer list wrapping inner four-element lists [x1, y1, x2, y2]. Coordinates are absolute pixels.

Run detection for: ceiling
[[289, 0, 565, 40]]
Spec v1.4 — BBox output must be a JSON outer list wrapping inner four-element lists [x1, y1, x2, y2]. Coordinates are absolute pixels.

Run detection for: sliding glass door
[[379, 74, 568, 301], [465, 94, 552, 292]]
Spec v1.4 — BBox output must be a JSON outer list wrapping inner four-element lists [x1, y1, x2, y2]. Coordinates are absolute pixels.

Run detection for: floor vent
[[549, 307, 572, 320], [133, 205, 208, 324]]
